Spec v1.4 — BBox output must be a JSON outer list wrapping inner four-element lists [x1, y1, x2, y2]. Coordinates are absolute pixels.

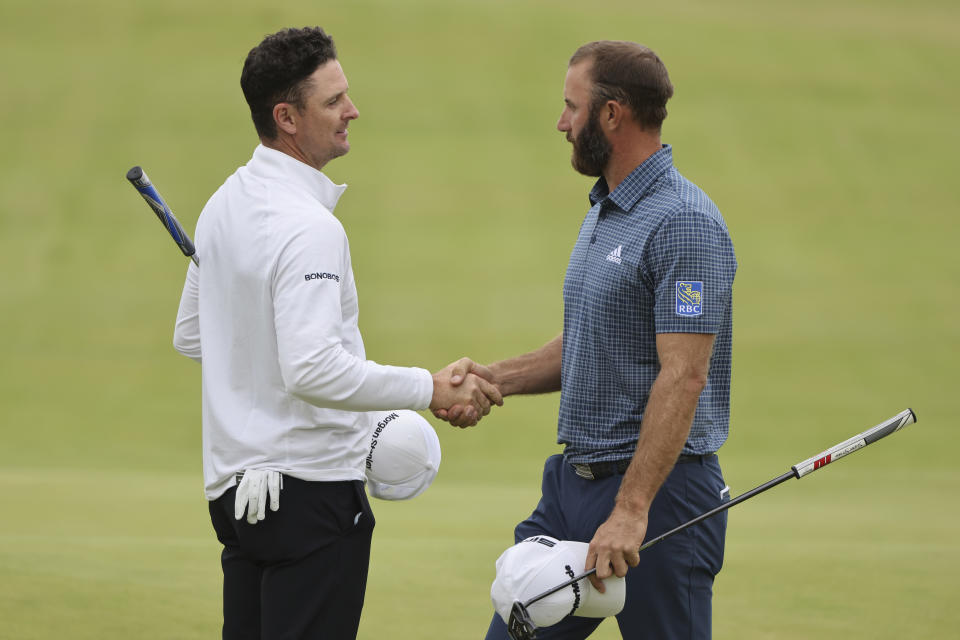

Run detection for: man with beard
[[438, 41, 738, 639]]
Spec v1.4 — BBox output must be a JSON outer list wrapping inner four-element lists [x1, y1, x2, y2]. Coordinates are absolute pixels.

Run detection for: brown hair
[[570, 41, 674, 131], [241, 27, 338, 140]]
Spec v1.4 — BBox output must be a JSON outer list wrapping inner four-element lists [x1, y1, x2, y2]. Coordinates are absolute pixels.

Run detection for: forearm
[[615, 369, 702, 514], [283, 347, 433, 411], [488, 334, 562, 397], [584, 367, 706, 589]]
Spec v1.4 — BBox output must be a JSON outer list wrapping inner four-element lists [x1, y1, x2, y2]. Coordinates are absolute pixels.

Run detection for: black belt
[[571, 454, 710, 480]]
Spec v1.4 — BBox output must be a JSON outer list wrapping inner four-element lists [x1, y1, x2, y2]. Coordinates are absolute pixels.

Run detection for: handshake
[[429, 357, 502, 427]]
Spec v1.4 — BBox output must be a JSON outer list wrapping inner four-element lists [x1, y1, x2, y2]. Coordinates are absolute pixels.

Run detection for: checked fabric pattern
[[558, 145, 737, 463]]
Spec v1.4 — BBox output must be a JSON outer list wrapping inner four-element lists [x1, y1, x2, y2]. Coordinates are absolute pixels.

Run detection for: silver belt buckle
[[573, 463, 595, 480]]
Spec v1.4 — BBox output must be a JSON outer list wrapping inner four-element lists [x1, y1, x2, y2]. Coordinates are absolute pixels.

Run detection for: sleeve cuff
[[410, 367, 434, 410]]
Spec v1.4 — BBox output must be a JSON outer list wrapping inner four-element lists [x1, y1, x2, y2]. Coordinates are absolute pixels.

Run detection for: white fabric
[[174, 145, 434, 499], [234, 469, 282, 524], [365, 410, 441, 500], [491, 536, 626, 627]]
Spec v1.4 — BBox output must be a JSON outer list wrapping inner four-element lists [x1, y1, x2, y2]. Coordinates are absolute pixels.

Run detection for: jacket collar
[[247, 144, 347, 212]]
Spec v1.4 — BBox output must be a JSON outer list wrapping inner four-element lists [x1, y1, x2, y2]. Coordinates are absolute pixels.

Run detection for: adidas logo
[[605, 245, 623, 265]]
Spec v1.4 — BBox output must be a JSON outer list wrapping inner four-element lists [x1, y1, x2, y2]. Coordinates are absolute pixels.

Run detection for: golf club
[[507, 407, 918, 640], [126, 166, 199, 265]]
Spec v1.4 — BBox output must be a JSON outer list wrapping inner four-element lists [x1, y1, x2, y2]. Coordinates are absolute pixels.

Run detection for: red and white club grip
[[791, 408, 916, 478]]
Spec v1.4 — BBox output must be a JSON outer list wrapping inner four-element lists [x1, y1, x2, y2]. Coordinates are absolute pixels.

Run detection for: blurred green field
[[1, 0, 958, 638]]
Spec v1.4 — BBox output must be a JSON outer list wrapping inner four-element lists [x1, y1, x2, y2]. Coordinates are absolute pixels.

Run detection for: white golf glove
[[234, 469, 283, 524]]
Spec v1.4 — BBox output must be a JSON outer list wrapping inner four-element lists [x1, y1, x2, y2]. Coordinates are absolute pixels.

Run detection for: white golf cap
[[491, 536, 626, 628], [364, 410, 441, 501]]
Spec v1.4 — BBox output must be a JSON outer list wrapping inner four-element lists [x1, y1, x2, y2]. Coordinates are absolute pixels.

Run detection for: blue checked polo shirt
[[558, 145, 737, 464]]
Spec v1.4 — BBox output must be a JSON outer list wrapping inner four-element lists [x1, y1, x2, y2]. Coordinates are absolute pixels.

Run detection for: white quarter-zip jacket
[[174, 145, 433, 499]]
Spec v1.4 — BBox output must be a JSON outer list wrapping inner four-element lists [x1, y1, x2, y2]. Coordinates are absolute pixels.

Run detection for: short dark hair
[[570, 41, 674, 131], [240, 27, 338, 140]]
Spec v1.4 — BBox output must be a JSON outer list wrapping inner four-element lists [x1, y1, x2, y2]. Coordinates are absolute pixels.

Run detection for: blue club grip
[[126, 166, 198, 264]]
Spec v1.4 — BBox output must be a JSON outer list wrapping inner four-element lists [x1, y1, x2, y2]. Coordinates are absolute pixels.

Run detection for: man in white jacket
[[173, 26, 501, 640]]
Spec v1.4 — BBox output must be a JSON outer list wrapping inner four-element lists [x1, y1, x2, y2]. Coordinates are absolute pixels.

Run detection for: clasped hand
[[429, 357, 502, 427]]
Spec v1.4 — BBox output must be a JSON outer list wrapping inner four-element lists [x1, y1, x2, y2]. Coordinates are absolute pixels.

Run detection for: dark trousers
[[485, 454, 728, 640], [208, 476, 375, 640]]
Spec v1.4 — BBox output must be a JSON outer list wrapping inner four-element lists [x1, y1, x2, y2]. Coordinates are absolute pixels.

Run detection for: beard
[[570, 105, 612, 177]]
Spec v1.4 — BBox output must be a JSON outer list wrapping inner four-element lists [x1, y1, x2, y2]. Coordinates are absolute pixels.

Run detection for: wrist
[[488, 362, 518, 397], [613, 494, 651, 518]]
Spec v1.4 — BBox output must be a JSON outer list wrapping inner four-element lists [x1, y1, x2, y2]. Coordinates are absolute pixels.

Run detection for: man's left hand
[[585, 505, 648, 593], [234, 469, 283, 524]]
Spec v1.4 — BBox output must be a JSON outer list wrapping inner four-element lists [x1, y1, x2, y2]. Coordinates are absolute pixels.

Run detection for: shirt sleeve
[[272, 212, 433, 411], [173, 261, 202, 362], [647, 208, 736, 334]]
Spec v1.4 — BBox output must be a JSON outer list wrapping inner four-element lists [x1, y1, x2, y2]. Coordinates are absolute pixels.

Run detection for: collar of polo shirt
[[589, 144, 673, 213]]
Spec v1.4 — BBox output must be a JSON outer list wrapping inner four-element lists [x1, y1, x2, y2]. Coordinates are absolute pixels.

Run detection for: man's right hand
[[430, 357, 502, 427]]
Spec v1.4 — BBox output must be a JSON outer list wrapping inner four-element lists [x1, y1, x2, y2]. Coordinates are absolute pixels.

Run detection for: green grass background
[[1, 0, 958, 637]]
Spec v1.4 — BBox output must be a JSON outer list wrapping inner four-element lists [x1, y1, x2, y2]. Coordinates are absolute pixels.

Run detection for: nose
[[345, 96, 359, 120], [556, 110, 570, 133]]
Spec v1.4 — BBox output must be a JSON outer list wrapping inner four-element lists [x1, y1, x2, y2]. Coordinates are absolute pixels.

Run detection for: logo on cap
[[564, 565, 582, 615], [676, 281, 703, 317], [528, 536, 557, 548]]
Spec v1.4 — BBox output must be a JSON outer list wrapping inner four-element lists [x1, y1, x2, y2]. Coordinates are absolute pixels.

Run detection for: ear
[[273, 102, 298, 136], [602, 100, 626, 132]]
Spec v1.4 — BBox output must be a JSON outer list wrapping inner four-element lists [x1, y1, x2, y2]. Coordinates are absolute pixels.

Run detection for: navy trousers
[[208, 476, 375, 640], [485, 454, 728, 640]]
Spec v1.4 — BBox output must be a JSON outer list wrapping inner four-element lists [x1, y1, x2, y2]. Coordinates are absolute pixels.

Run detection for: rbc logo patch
[[676, 281, 703, 317]]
